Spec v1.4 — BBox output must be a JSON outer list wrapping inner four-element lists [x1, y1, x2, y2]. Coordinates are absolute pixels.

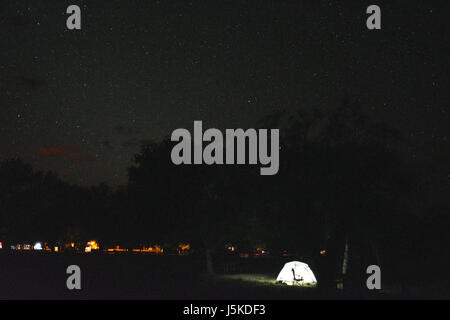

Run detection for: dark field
[[0, 252, 445, 300], [0, 252, 322, 299]]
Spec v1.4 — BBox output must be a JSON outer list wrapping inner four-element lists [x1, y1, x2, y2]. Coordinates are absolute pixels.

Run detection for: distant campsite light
[[178, 243, 190, 251], [54, 246, 59, 252], [320, 250, 326, 255], [0, 241, 2, 249], [178, 243, 190, 254], [88, 240, 99, 250], [33, 242, 43, 250], [131, 245, 163, 254], [225, 243, 236, 252], [106, 246, 128, 252], [142, 245, 163, 254], [85, 240, 100, 252], [254, 248, 268, 256]]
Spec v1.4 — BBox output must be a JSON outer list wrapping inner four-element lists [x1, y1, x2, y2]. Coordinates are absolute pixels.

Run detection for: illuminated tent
[[276, 261, 317, 286]]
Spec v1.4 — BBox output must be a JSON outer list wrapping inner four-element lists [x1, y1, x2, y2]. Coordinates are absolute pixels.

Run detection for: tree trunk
[[341, 238, 349, 291], [342, 239, 349, 275], [205, 248, 214, 275]]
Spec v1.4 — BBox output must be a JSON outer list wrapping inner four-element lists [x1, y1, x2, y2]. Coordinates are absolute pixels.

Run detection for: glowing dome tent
[[276, 261, 317, 286]]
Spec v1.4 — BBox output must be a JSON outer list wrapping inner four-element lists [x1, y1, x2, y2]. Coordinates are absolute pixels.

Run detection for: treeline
[[0, 99, 447, 286]]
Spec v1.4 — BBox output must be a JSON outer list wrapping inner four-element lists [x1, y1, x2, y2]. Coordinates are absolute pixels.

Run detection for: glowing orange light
[[142, 245, 163, 253], [178, 243, 190, 254], [179, 243, 190, 251], [130, 245, 163, 254], [106, 246, 128, 252], [320, 250, 326, 255], [85, 240, 99, 252]]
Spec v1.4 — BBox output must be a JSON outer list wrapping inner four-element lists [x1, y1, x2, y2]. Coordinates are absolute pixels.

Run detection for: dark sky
[[0, 1, 448, 186]]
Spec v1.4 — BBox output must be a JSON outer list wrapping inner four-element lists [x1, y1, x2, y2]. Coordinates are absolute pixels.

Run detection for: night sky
[[0, 1, 448, 186]]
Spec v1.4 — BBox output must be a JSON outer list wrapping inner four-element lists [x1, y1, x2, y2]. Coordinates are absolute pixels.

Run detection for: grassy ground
[[0, 253, 319, 299], [204, 274, 321, 299], [0, 252, 446, 299], [0, 252, 202, 299]]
